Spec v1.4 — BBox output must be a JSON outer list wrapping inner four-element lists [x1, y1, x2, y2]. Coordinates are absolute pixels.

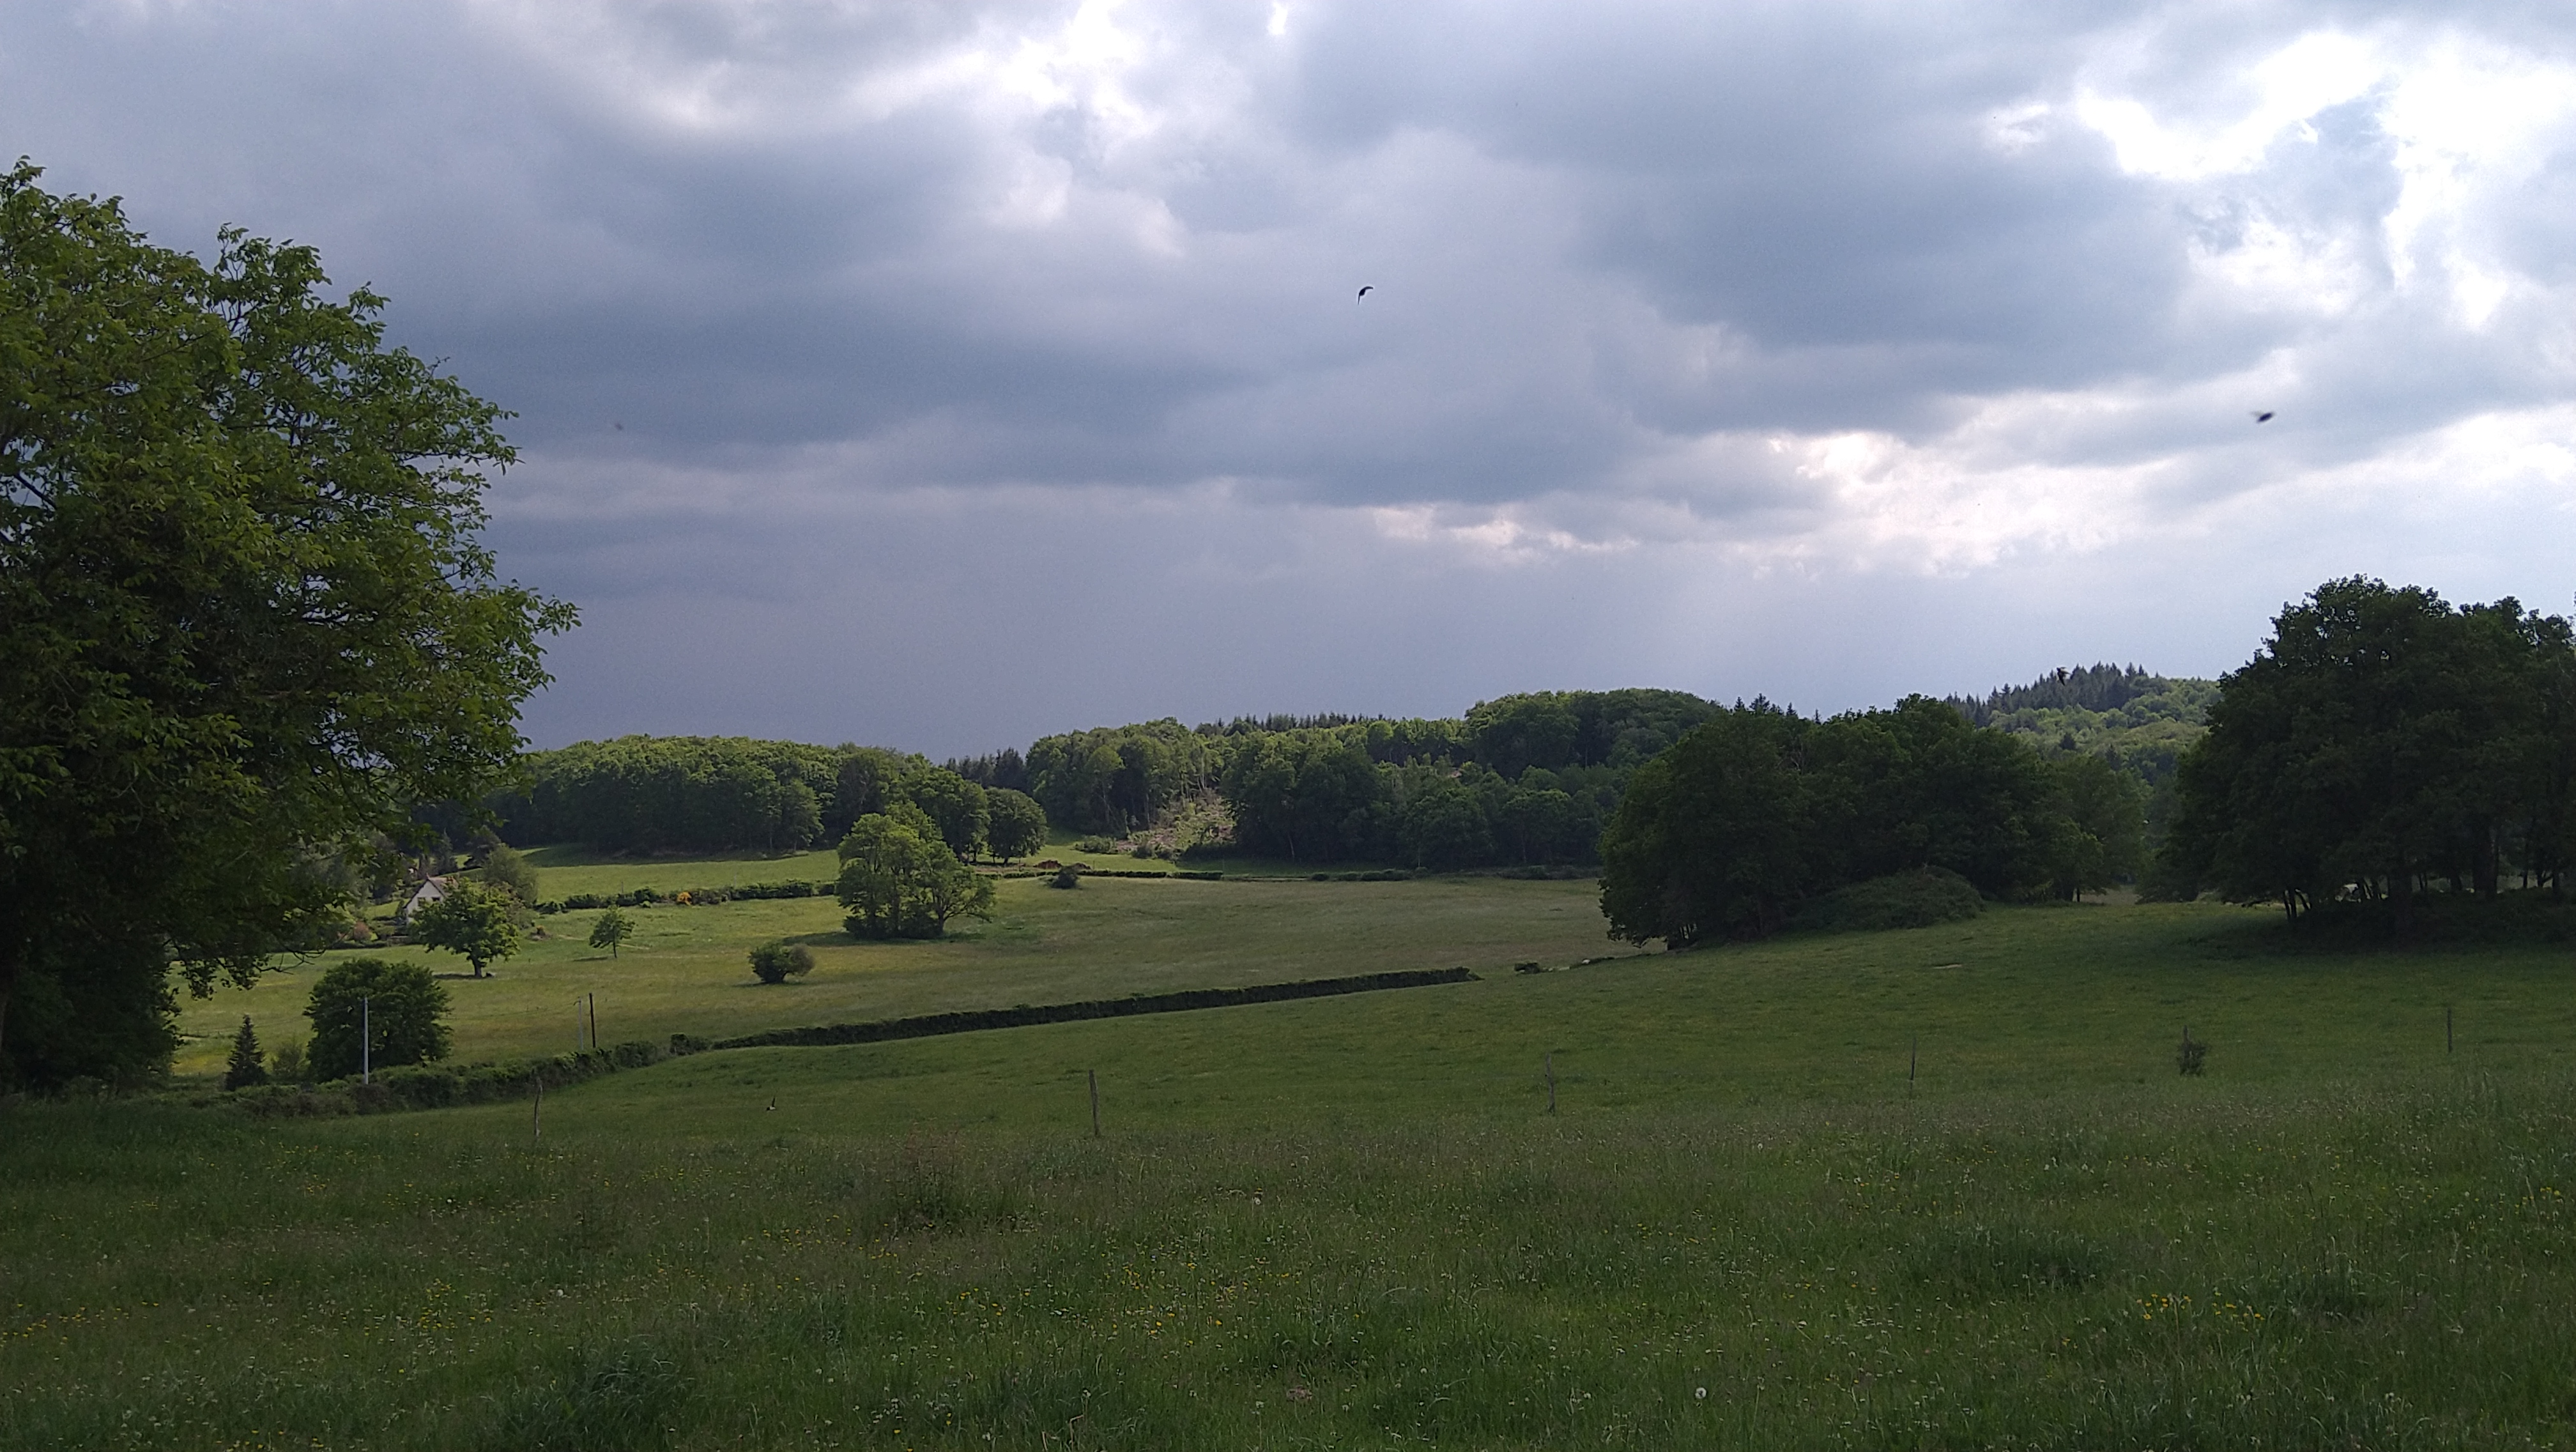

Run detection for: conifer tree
[[223, 1016, 268, 1090]]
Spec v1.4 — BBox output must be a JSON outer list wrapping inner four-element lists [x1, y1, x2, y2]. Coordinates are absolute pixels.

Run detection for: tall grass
[[13, 900, 2576, 1447], [8, 1069, 2575, 1446]]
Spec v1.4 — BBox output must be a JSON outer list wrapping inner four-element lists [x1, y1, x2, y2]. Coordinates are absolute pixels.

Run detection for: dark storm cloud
[[6, 0, 2573, 749]]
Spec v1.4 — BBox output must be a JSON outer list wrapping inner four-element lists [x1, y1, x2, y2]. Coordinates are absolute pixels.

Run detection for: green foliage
[[1600, 696, 2080, 946], [410, 879, 525, 977], [2045, 754, 2148, 900], [498, 736, 876, 854], [304, 957, 450, 1081], [983, 788, 1048, 863], [1465, 688, 1717, 774], [222, 1016, 268, 1091], [746, 940, 815, 985], [1788, 867, 1984, 934], [900, 768, 988, 859], [268, 1037, 307, 1085], [478, 843, 541, 904], [586, 906, 634, 957], [836, 805, 997, 939], [1219, 730, 1386, 862], [0, 162, 572, 1083], [1025, 720, 1213, 835], [0, 934, 177, 1090], [2162, 578, 2576, 931]]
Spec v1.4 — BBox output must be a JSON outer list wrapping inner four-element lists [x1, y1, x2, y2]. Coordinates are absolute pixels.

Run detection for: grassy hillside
[[19, 898, 2576, 1449], [175, 865, 1613, 1076]]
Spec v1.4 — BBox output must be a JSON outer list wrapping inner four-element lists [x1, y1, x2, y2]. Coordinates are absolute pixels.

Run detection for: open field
[[18, 897, 2576, 1448], [174, 869, 1614, 1077]]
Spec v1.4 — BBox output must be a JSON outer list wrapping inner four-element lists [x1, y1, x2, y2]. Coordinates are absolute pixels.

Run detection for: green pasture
[[176, 867, 1614, 1076], [16, 894, 2576, 1449]]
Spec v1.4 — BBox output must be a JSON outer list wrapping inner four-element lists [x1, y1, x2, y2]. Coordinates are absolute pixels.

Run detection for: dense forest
[[1597, 695, 2146, 946], [491, 689, 1730, 871], [486, 676, 2214, 878]]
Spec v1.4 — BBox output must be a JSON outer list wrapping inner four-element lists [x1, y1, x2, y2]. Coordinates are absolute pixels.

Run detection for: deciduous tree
[[836, 804, 995, 939], [0, 164, 571, 1085], [410, 879, 524, 977], [305, 957, 450, 1081]]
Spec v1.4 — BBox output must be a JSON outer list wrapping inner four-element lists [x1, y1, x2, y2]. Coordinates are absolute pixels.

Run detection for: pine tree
[[224, 1016, 269, 1090]]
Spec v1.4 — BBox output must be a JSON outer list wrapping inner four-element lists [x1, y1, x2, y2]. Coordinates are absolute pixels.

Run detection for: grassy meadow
[[171, 855, 1613, 1076], [15, 870, 2576, 1449]]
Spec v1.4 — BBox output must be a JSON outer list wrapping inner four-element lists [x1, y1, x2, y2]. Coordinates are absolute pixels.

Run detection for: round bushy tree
[[984, 789, 1048, 863], [838, 803, 995, 939], [410, 879, 524, 977], [747, 941, 815, 984], [305, 957, 450, 1081]]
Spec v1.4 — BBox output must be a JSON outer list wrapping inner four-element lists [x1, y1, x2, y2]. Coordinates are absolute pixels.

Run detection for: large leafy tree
[[1598, 701, 1823, 946], [0, 164, 572, 1084], [409, 879, 525, 978], [901, 768, 989, 860], [2162, 578, 2575, 929], [983, 787, 1048, 863], [305, 957, 450, 1082], [836, 803, 995, 939], [1600, 696, 2078, 947]]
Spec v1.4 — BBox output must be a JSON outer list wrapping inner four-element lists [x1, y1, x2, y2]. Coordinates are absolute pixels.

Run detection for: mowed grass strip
[[19, 901, 2576, 1449], [176, 873, 1613, 1076]]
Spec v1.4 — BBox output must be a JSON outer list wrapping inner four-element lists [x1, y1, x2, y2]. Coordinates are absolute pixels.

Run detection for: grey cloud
[[8, 0, 2576, 750]]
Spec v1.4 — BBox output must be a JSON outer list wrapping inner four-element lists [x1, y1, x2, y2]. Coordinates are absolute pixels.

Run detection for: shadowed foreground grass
[[7, 1073, 2574, 1449], [14, 902, 2576, 1448]]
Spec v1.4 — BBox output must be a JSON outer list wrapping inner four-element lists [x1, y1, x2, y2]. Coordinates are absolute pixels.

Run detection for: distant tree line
[[1597, 696, 2143, 946], [1945, 665, 2218, 847], [493, 690, 1724, 874], [487, 737, 1043, 862], [2157, 578, 2576, 932], [997, 689, 1722, 869]]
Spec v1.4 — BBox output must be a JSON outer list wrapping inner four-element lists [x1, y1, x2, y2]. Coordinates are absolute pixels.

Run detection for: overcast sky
[[8, 1, 2573, 755]]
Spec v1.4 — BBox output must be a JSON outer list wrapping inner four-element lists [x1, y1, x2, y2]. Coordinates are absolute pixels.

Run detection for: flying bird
[[1356, 285, 1373, 303], [2251, 411, 2274, 423]]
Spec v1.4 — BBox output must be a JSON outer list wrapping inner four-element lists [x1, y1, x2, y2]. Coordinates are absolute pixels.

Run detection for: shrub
[[1075, 836, 1116, 853], [748, 940, 815, 985], [306, 958, 451, 1081], [479, 842, 542, 903], [2177, 1028, 2209, 1076], [222, 1016, 268, 1090], [1788, 868, 1983, 934], [268, 1037, 307, 1084], [1047, 865, 1083, 889]]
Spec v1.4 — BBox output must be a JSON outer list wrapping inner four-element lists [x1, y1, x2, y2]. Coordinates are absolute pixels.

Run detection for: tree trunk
[[2475, 823, 2499, 900], [2391, 866, 2414, 938]]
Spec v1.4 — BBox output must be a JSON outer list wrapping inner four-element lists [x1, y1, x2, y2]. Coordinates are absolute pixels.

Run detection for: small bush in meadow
[[2177, 1027, 2209, 1076], [1047, 865, 1083, 890], [268, 1037, 307, 1084], [747, 941, 815, 984], [1789, 867, 1983, 934]]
